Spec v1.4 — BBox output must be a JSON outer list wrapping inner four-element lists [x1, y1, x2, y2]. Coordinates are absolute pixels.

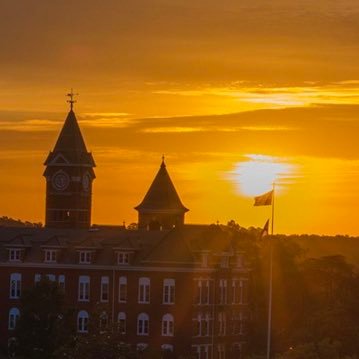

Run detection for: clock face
[[82, 173, 91, 191], [52, 171, 70, 191]]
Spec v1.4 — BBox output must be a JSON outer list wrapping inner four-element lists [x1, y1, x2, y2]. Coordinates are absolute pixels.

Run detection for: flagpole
[[266, 182, 275, 359], [271, 182, 275, 236]]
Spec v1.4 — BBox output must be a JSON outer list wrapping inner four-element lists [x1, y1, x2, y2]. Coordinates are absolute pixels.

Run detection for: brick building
[[0, 104, 251, 358]]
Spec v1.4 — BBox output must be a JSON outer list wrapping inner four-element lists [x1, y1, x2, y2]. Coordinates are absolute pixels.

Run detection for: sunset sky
[[0, 0, 359, 235]]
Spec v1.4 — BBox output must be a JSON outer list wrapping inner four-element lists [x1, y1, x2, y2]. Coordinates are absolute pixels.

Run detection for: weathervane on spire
[[161, 154, 166, 167], [67, 88, 79, 111]]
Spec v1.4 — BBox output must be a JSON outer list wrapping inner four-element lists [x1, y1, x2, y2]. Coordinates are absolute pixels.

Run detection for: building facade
[[0, 104, 251, 358]]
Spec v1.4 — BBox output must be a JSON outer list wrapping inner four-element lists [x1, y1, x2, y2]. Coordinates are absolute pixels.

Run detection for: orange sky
[[0, 0, 358, 235]]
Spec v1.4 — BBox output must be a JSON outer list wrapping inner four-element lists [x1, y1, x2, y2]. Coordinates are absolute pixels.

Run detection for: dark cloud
[[0, 104, 358, 159], [0, 0, 358, 85]]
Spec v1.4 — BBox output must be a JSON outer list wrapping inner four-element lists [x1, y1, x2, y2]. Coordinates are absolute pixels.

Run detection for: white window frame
[[220, 255, 229, 268], [100, 276, 109, 302], [232, 312, 241, 335], [138, 277, 150, 304], [78, 276, 90, 302], [192, 345, 210, 359], [232, 342, 243, 358], [8, 307, 20, 330], [119, 276, 127, 303], [239, 279, 248, 304], [77, 310, 89, 333], [46, 274, 56, 282], [118, 312, 126, 334], [161, 344, 174, 352], [217, 344, 226, 359], [137, 312, 149, 336], [219, 279, 227, 304], [117, 251, 130, 265], [9, 273, 21, 299], [79, 250, 92, 264], [58, 275, 65, 290], [201, 253, 209, 267], [163, 278, 175, 304], [162, 313, 174, 336], [193, 313, 211, 337], [196, 279, 210, 305], [236, 254, 244, 268], [201, 313, 211, 336], [239, 312, 247, 335], [232, 279, 240, 304], [137, 343, 148, 352], [44, 249, 57, 263], [218, 312, 226, 336], [99, 311, 108, 332], [9, 249, 21, 262]]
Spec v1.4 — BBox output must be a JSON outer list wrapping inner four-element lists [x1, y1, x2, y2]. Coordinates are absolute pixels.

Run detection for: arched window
[[161, 344, 174, 353], [8, 308, 20, 330], [58, 275, 65, 290], [138, 277, 150, 303], [77, 310, 89, 333], [137, 313, 149, 335], [162, 313, 174, 336], [100, 311, 108, 331], [163, 279, 175, 304], [119, 276, 127, 303], [118, 312, 126, 334], [46, 274, 56, 282], [137, 343, 148, 352], [9, 273, 21, 299]]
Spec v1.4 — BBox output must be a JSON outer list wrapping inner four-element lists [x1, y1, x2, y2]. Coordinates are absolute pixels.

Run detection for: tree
[[15, 277, 74, 358], [53, 329, 176, 359], [275, 338, 345, 359]]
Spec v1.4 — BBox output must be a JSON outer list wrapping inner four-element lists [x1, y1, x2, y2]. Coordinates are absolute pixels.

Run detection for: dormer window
[[79, 251, 92, 264], [117, 252, 130, 265], [236, 254, 244, 268], [9, 249, 21, 262], [44, 249, 57, 263], [201, 253, 209, 268], [220, 256, 229, 268]]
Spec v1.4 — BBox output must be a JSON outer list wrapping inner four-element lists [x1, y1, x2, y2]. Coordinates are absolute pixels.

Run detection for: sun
[[230, 154, 294, 197]]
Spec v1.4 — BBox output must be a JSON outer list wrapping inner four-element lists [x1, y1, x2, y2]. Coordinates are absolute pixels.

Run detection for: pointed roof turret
[[44, 105, 95, 167], [135, 158, 189, 213]]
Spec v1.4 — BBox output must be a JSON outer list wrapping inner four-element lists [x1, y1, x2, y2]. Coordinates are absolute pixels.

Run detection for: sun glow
[[230, 154, 295, 197]]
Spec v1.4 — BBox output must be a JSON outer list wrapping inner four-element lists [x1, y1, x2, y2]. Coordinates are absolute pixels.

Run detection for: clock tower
[[43, 91, 96, 228]]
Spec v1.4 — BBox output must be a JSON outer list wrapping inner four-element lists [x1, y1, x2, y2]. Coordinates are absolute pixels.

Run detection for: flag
[[261, 219, 270, 238], [254, 190, 273, 206]]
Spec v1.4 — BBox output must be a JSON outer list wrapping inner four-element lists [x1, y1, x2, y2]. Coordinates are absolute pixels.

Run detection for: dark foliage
[[0, 216, 42, 227], [223, 222, 359, 358], [15, 277, 74, 358]]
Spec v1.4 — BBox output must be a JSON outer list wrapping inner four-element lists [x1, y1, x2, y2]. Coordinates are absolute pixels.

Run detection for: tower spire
[[66, 88, 78, 111], [44, 95, 95, 229], [135, 159, 189, 230]]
